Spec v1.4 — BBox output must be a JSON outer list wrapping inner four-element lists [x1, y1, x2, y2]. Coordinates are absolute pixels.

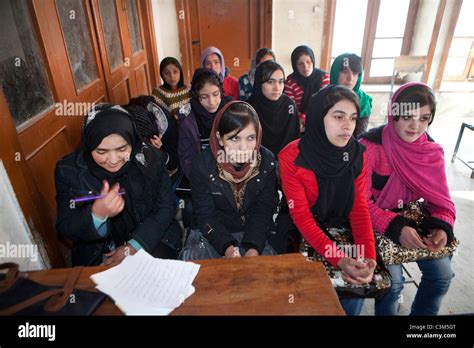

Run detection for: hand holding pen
[[91, 180, 125, 219]]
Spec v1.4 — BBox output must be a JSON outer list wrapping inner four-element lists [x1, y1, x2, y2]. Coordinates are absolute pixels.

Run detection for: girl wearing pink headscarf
[[360, 82, 456, 315]]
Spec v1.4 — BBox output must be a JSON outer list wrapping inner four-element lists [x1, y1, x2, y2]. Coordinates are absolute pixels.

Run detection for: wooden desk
[[26, 253, 344, 315]]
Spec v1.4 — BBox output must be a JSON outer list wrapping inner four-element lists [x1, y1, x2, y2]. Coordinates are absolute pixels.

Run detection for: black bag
[[300, 226, 392, 299], [0, 263, 106, 315]]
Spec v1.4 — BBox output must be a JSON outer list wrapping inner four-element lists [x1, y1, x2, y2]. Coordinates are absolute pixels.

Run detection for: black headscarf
[[295, 85, 364, 227], [190, 68, 231, 139], [160, 57, 185, 90], [248, 60, 300, 156], [289, 45, 326, 113], [83, 103, 142, 246]]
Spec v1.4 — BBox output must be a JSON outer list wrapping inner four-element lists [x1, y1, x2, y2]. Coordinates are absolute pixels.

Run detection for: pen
[[73, 191, 125, 203]]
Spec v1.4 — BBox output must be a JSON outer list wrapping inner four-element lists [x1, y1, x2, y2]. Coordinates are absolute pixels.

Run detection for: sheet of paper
[[90, 249, 200, 315]]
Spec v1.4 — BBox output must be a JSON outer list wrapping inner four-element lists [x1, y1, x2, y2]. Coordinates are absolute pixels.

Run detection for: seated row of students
[[54, 46, 455, 316]]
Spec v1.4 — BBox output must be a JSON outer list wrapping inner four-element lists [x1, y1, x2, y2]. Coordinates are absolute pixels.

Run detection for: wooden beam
[[424, 0, 447, 84], [320, 0, 336, 72]]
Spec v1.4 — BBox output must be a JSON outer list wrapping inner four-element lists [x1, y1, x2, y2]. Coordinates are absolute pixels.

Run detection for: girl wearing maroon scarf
[[180, 101, 278, 260], [360, 82, 456, 315]]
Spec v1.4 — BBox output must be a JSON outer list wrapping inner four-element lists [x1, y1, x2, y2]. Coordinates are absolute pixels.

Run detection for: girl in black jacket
[[55, 104, 182, 266], [180, 101, 278, 260]]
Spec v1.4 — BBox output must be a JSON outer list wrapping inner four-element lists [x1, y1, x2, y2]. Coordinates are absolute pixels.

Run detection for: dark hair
[[259, 60, 285, 84], [392, 85, 436, 124], [322, 85, 360, 118], [123, 96, 159, 143], [190, 68, 224, 99], [341, 54, 362, 75], [160, 57, 184, 89], [217, 102, 259, 138], [255, 48, 276, 65]]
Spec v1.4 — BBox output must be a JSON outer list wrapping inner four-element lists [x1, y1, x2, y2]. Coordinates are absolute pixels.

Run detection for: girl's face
[[261, 69, 284, 101], [204, 54, 222, 75], [393, 104, 432, 143], [91, 134, 132, 172], [162, 64, 180, 89], [218, 122, 257, 164], [338, 66, 359, 90], [323, 99, 358, 147], [296, 54, 313, 77], [198, 82, 221, 113]]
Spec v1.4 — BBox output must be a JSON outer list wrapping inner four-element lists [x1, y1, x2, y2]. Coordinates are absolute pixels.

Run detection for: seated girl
[[178, 68, 232, 180], [248, 60, 300, 157], [180, 101, 278, 260], [330, 53, 372, 137], [123, 95, 179, 174], [152, 57, 191, 119], [55, 104, 182, 266], [284, 45, 329, 131], [279, 85, 376, 315], [359, 82, 456, 315], [201, 46, 239, 100], [238, 48, 275, 101]]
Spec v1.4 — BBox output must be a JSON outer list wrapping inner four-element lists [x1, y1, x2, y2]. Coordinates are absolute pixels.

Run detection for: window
[[98, 0, 124, 70], [329, 0, 417, 83], [443, 0, 474, 81], [0, 0, 54, 126], [126, 0, 143, 54], [56, 0, 99, 91]]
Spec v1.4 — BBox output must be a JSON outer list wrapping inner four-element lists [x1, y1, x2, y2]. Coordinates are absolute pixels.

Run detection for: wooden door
[[176, 0, 272, 83], [91, 0, 151, 104], [0, 0, 160, 267], [0, 0, 109, 266]]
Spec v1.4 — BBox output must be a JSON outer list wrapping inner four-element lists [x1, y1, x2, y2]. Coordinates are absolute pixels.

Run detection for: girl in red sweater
[[279, 85, 376, 315], [201, 46, 239, 101]]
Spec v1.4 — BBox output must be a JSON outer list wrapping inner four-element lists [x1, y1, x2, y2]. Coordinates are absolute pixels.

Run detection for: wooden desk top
[[26, 253, 344, 315]]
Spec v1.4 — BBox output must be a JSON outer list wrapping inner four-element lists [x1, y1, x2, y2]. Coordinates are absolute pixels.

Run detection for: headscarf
[[288, 45, 326, 113], [190, 68, 231, 139], [330, 53, 372, 118], [200, 46, 227, 82], [159, 57, 185, 90], [376, 82, 455, 218], [82, 103, 142, 245], [123, 95, 169, 144], [247, 48, 275, 86], [295, 85, 364, 226], [247, 60, 300, 156], [209, 101, 262, 188]]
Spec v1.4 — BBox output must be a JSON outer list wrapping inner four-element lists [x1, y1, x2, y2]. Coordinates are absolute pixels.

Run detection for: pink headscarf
[[376, 82, 455, 219], [200, 46, 226, 82]]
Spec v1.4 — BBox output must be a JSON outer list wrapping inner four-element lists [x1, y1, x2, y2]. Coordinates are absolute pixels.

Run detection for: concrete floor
[[360, 90, 474, 315]]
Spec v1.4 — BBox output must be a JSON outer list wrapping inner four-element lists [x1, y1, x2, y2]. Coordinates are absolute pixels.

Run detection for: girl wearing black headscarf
[[278, 85, 376, 315], [284, 45, 329, 131], [177, 68, 232, 179], [55, 104, 182, 266], [248, 60, 300, 157]]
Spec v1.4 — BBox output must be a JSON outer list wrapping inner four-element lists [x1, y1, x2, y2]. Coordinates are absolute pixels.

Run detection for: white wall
[[272, 0, 326, 77], [0, 161, 46, 271], [151, 0, 182, 86]]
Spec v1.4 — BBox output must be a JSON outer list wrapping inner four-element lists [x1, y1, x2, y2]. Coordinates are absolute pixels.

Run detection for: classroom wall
[[271, 0, 326, 77], [151, 0, 182, 86], [0, 161, 47, 270]]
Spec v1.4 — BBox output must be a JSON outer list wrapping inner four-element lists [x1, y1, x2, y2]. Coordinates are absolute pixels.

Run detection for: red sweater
[[278, 139, 376, 267], [283, 74, 330, 125], [223, 75, 239, 100]]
